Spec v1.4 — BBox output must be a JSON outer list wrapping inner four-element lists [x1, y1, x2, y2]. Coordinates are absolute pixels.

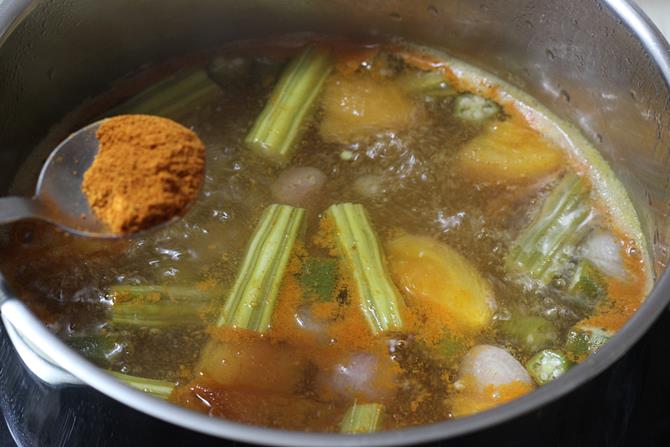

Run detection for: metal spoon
[[0, 120, 130, 238]]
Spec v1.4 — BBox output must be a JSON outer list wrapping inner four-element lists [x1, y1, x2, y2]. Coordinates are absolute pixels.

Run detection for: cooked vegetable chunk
[[581, 231, 628, 281], [107, 68, 221, 119], [317, 351, 398, 402], [109, 285, 215, 327], [217, 204, 305, 331], [565, 324, 613, 357], [397, 69, 456, 97], [457, 119, 564, 184], [199, 335, 306, 393], [324, 203, 405, 335], [271, 167, 327, 207], [319, 74, 420, 143], [450, 345, 533, 417], [459, 345, 533, 389], [505, 173, 592, 287], [353, 175, 386, 200], [340, 402, 385, 434], [499, 313, 559, 354], [386, 234, 496, 334], [454, 93, 500, 122], [567, 260, 607, 309], [431, 333, 469, 367], [300, 257, 339, 302], [526, 349, 571, 385], [109, 371, 175, 399], [198, 205, 307, 391], [245, 46, 333, 165], [66, 334, 126, 367]]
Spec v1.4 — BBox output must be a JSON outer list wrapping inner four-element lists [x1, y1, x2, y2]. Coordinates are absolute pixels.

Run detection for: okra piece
[[526, 349, 572, 385], [245, 46, 333, 165], [325, 203, 405, 335], [506, 173, 592, 287], [565, 324, 613, 356], [107, 68, 221, 119], [109, 371, 175, 399], [398, 70, 456, 97], [454, 93, 500, 122], [567, 260, 607, 309], [110, 285, 216, 328], [340, 402, 385, 434], [499, 313, 558, 354], [217, 204, 305, 331]]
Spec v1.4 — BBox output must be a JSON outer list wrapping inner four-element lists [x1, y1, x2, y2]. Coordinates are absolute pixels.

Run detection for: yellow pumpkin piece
[[386, 234, 496, 334], [457, 119, 563, 184], [319, 74, 420, 144]]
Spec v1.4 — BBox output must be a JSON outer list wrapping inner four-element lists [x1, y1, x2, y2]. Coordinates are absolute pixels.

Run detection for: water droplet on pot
[[560, 89, 571, 103]]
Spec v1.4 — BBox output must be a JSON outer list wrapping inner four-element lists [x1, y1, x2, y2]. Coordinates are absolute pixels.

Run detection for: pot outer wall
[[2, 310, 670, 447]]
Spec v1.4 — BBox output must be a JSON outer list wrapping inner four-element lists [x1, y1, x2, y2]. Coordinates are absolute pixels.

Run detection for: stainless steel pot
[[1, 1, 669, 445]]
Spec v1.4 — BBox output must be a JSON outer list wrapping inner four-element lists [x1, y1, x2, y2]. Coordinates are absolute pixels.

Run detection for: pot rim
[[1, 0, 670, 445]]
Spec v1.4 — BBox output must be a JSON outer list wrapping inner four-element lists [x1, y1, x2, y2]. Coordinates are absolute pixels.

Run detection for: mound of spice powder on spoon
[[82, 114, 205, 234]]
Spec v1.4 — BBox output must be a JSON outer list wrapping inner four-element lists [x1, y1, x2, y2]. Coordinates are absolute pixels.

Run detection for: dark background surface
[[1, 306, 670, 447]]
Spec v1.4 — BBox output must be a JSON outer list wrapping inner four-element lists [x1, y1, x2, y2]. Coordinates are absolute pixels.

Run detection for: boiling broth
[[0, 36, 651, 432]]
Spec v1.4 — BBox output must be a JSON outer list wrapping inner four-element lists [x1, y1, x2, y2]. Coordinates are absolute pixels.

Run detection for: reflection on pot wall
[[636, 0, 670, 38]]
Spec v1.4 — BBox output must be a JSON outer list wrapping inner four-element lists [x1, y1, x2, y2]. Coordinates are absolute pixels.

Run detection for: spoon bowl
[[34, 120, 109, 236], [0, 119, 169, 238]]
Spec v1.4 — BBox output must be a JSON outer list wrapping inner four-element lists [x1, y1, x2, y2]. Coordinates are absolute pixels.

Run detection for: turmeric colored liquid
[[0, 37, 649, 431]]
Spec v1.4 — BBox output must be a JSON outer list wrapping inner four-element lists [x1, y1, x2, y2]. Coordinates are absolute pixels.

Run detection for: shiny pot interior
[[1, 0, 670, 445]]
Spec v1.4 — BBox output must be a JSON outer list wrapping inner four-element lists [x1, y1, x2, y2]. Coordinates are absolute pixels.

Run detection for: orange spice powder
[[582, 236, 648, 332], [82, 114, 205, 233], [449, 376, 534, 418]]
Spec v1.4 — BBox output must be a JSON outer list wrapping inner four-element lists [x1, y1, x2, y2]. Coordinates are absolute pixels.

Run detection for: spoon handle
[[0, 197, 46, 224]]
